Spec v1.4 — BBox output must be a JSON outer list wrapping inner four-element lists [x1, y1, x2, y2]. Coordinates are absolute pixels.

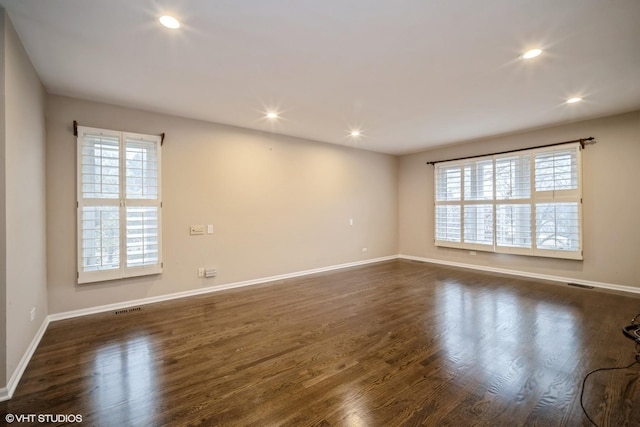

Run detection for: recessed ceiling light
[[350, 130, 361, 137], [159, 15, 180, 29], [266, 112, 279, 119], [566, 97, 582, 104], [522, 48, 542, 59]]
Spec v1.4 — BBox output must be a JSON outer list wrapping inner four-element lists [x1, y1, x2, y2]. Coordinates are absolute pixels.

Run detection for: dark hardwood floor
[[2, 260, 640, 426]]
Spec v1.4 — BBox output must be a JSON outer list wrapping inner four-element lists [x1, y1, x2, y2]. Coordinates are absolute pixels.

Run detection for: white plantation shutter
[[463, 158, 493, 201], [534, 149, 578, 191], [81, 206, 120, 272], [494, 153, 532, 255], [463, 158, 493, 249], [435, 164, 462, 244], [77, 127, 162, 283], [126, 206, 159, 268], [532, 146, 581, 258], [125, 135, 160, 269], [434, 143, 582, 260], [496, 204, 531, 248], [464, 204, 493, 246], [81, 133, 120, 199], [436, 205, 461, 243], [126, 137, 159, 199], [535, 203, 580, 252]]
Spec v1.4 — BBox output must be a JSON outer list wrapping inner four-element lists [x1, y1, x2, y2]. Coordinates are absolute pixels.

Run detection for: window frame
[[76, 126, 163, 284], [434, 143, 583, 260]]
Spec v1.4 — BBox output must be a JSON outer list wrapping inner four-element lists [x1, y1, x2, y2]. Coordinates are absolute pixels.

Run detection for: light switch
[[207, 225, 213, 234]]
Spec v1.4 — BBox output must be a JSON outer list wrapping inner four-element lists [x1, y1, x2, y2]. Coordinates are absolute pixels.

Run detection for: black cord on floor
[[580, 355, 640, 427]]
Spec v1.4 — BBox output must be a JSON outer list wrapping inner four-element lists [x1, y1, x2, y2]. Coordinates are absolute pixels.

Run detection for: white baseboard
[[0, 316, 50, 402], [5, 253, 636, 402], [399, 254, 640, 295], [49, 255, 399, 322], [3, 255, 396, 402]]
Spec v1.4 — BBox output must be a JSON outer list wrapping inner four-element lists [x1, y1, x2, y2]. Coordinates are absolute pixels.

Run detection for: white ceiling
[[2, 0, 639, 155]]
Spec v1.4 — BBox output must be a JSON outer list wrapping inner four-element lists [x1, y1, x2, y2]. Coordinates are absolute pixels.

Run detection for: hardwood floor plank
[[2, 260, 639, 426]]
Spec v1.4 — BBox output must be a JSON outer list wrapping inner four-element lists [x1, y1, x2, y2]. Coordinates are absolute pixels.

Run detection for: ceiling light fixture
[[566, 97, 582, 104], [266, 112, 279, 119], [350, 130, 361, 137], [159, 15, 180, 29], [522, 48, 542, 59]]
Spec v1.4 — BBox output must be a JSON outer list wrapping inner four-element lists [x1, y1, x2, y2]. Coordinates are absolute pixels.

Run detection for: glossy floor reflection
[[1, 260, 639, 426], [92, 335, 157, 426], [434, 279, 587, 424]]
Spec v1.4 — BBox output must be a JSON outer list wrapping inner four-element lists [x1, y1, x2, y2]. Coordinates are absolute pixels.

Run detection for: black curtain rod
[[73, 120, 166, 146], [425, 137, 595, 165]]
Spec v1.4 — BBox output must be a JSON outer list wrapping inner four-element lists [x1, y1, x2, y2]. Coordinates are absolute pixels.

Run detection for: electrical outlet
[[30, 307, 36, 321], [362, 247, 368, 252], [198, 268, 205, 278]]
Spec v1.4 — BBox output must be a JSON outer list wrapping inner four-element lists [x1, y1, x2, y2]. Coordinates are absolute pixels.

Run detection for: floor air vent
[[114, 306, 142, 315], [567, 282, 594, 289]]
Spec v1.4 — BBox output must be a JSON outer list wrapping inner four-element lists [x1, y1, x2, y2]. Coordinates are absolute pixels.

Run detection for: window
[[77, 126, 162, 283], [434, 143, 582, 260]]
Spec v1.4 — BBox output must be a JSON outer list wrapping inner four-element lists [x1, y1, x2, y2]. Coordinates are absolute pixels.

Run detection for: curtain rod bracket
[[579, 136, 596, 149], [426, 136, 595, 165], [161, 133, 165, 146]]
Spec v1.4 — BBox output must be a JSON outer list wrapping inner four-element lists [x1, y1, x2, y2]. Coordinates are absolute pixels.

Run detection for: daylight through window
[[77, 126, 162, 283], [434, 143, 582, 260]]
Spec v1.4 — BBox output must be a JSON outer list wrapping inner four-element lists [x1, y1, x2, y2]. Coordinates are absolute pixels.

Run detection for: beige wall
[[46, 95, 399, 314], [399, 110, 640, 288], [3, 11, 47, 383], [44, 97, 640, 317]]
